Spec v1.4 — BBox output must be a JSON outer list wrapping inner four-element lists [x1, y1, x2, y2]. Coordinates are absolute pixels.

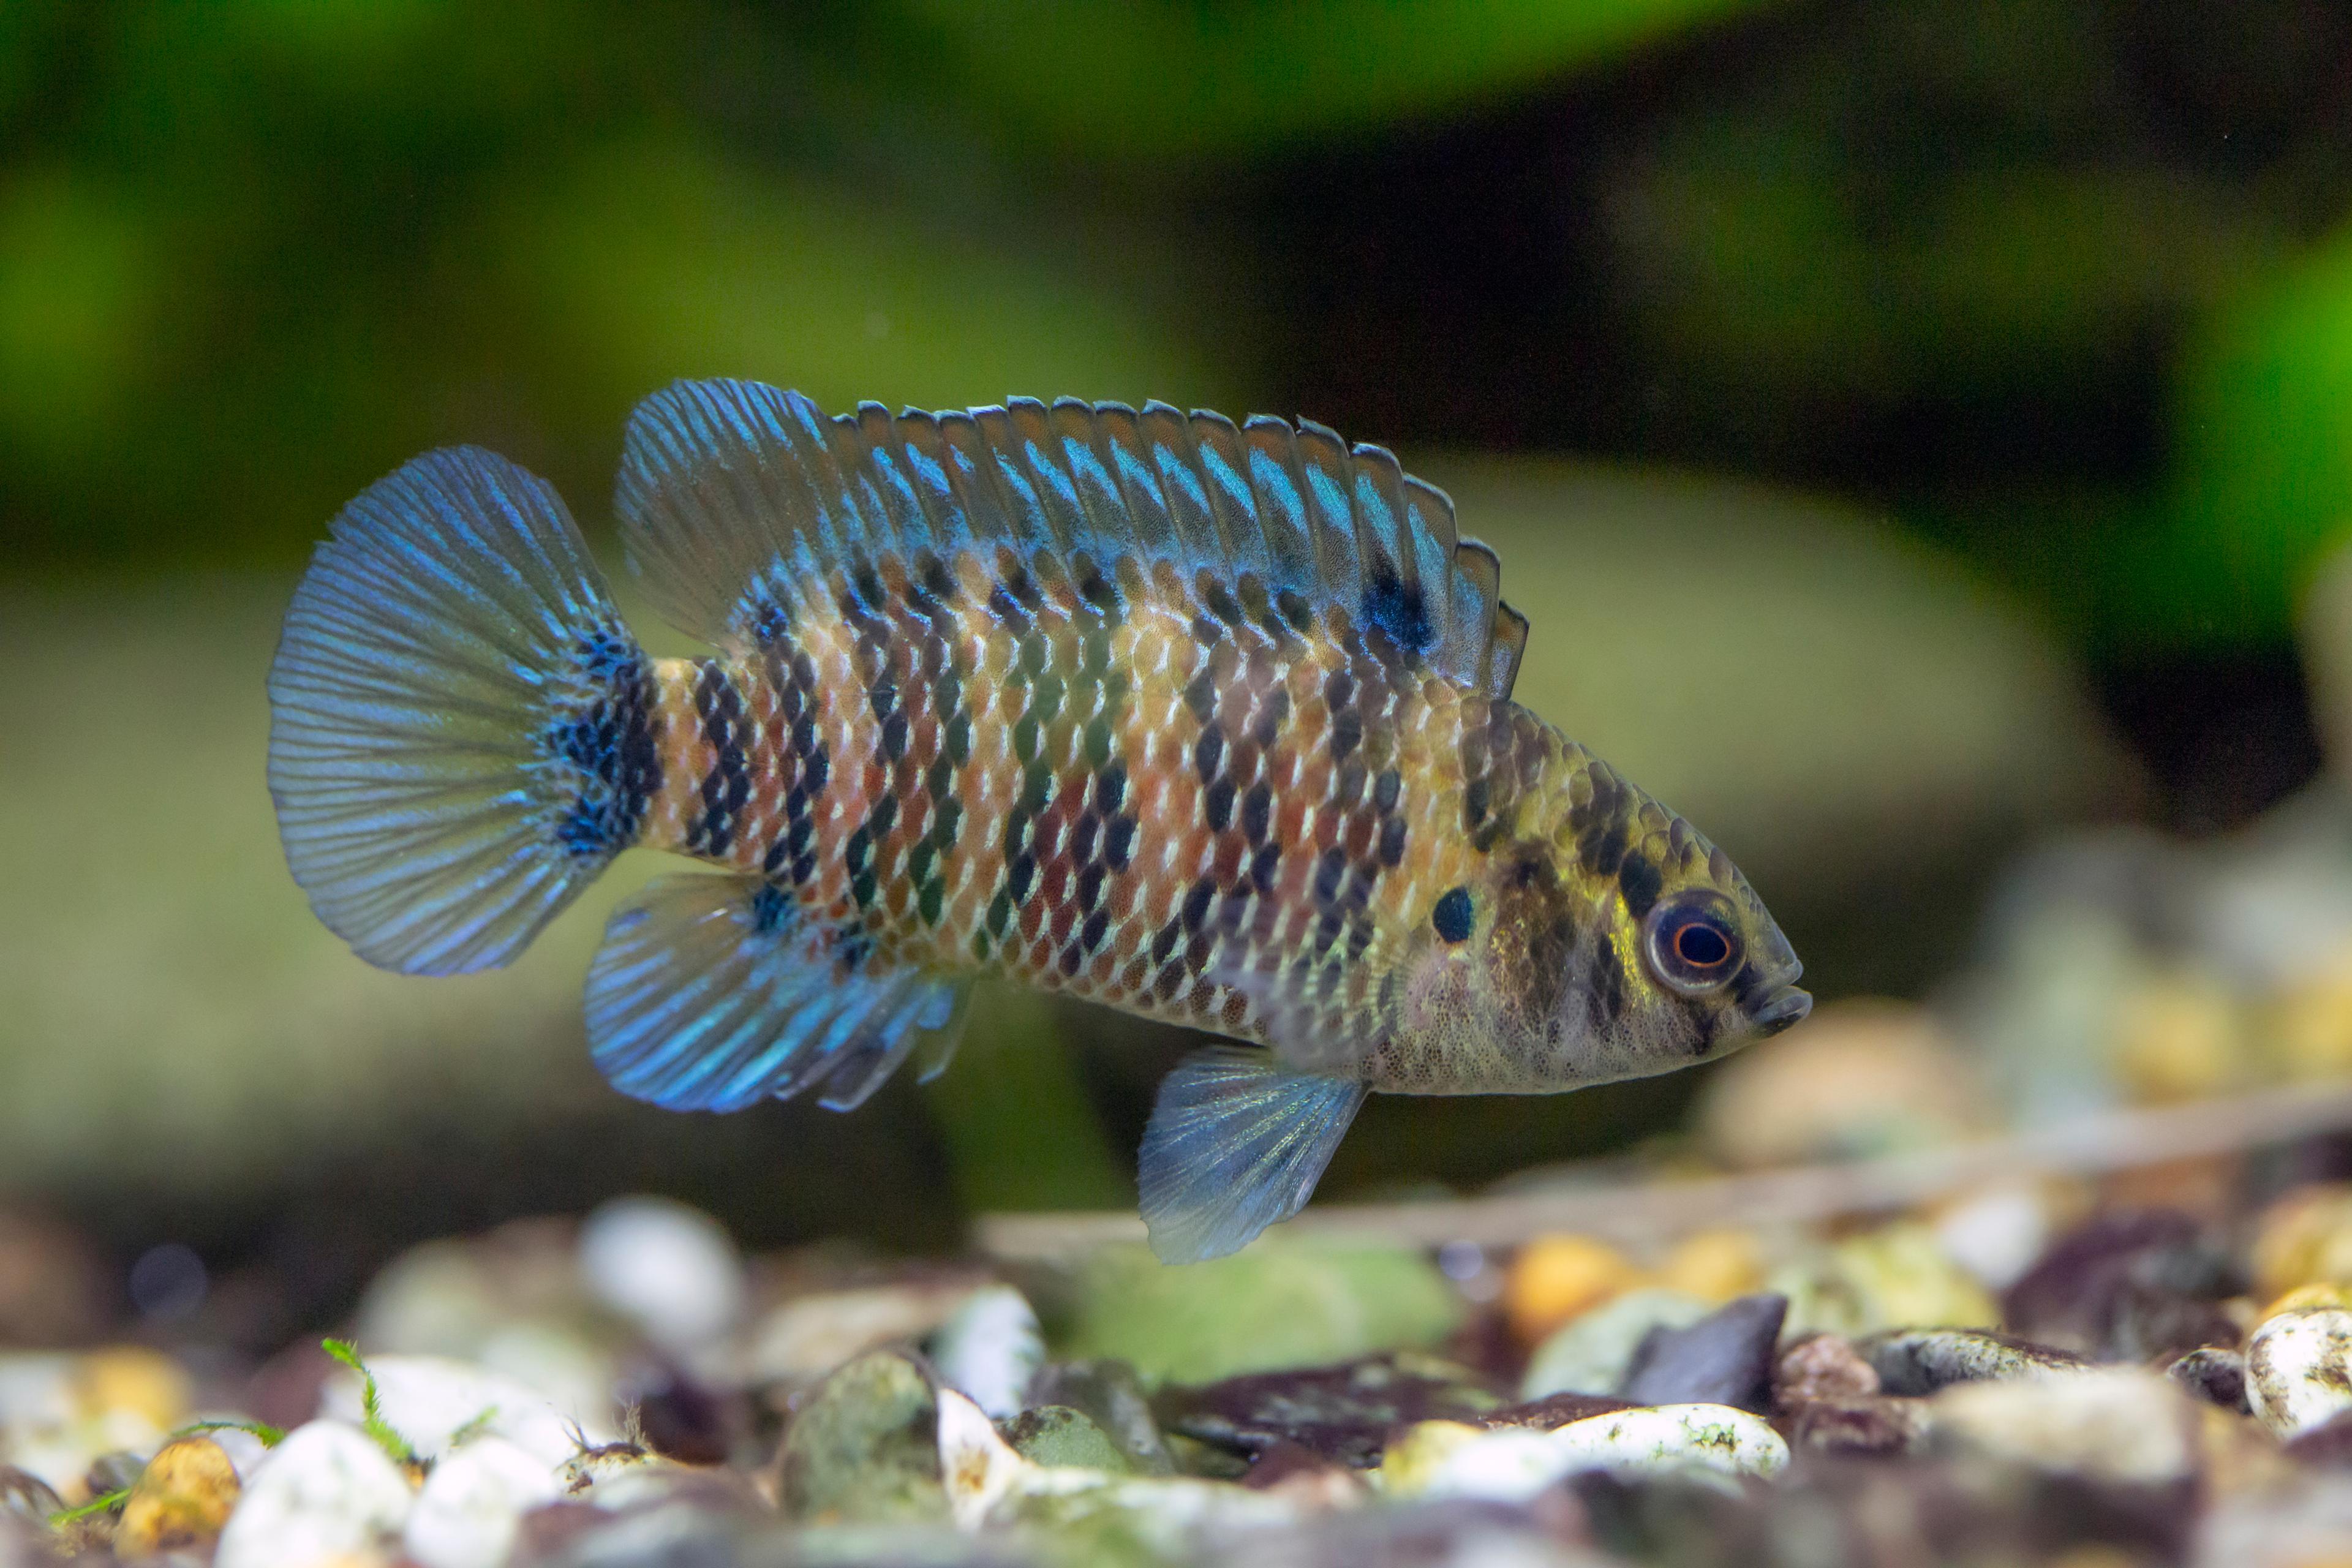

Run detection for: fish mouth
[[1750, 985, 1812, 1038]]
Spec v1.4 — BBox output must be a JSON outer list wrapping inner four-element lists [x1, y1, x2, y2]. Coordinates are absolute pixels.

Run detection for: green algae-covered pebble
[[777, 1351, 946, 1525], [1003, 1405, 1133, 1473], [1061, 1242, 1461, 1386]]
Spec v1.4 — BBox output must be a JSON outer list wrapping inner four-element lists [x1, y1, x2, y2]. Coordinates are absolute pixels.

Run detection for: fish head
[[1379, 761, 1808, 1092]]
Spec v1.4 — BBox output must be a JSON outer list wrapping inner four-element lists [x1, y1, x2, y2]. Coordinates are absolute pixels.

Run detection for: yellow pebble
[[2261, 1281, 2352, 1321], [75, 1348, 192, 1431], [1504, 1235, 1643, 1344], [2252, 1183, 2352, 1302], [2267, 946, 2352, 1083], [114, 1436, 240, 1561], [2110, 972, 2248, 1104], [1378, 1420, 1485, 1496], [1655, 1229, 1765, 1304]]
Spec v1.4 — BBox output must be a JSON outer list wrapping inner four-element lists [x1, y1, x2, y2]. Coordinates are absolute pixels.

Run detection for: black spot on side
[[1432, 888, 1474, 943], [1104, 815, 1136, 872]]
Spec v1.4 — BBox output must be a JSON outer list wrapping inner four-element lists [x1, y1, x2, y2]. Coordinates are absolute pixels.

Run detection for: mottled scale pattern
[[629, 547, 1539, 1047]]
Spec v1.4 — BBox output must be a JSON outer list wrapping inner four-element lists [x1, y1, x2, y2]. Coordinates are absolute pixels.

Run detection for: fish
[[267, 380, 1810, 1263]]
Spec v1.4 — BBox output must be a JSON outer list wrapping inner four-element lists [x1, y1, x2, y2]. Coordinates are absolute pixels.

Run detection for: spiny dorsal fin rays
[[1452, 536, 1502, 695], [613, 377, 1522, 692], [1485, 599, 1531, 703]]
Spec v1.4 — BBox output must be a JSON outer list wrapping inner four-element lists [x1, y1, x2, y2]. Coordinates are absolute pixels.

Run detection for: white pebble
[[213, 1421, 413, 1568], [1404, 1404, 1787, 1501], [1933, 1366, 2196, 1485], [937, 1387, 1031, 1529], [1932, 1183, 2055, 1291], [324, 1354, 609, 1469], [2249, 1307, 2352, 1438], [402, 1436, 562, 1568], [578, 1197, 745, 1352], [930, 1285, 1044, 1421]]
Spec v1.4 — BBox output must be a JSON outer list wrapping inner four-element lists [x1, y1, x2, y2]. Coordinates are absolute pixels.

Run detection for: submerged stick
[[977, 1079, 2352, 1260]]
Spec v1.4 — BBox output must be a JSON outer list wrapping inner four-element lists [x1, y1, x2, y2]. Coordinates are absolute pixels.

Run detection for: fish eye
[[1644, 892, 1743, 995]]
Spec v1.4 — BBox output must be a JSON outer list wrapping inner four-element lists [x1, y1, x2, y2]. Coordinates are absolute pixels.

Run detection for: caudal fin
[[268, 448, 660, 975]]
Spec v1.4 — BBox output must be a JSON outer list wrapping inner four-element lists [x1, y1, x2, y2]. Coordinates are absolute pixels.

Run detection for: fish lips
[[1750, 984, 1813, 1038]]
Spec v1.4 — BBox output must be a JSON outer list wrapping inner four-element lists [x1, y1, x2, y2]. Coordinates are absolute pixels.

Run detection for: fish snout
[[1750, 984, 1812, 1038]]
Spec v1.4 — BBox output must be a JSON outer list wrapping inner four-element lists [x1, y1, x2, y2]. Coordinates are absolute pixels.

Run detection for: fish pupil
[[1675, 921, 1730, 968]]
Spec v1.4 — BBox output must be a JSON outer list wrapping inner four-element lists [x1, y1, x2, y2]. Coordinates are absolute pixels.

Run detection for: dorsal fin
[[1485, 598, 1531, 703], [614, 379, 1526, 692]]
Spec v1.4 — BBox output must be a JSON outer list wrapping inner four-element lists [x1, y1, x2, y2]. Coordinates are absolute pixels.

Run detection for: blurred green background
[[4, 0, 2350, 1328]]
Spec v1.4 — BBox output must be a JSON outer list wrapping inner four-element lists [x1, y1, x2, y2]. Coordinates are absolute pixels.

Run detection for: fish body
[[268, 381, 1808, 1261]]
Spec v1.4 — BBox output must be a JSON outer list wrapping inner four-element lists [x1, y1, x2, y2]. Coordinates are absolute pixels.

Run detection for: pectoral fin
[[1137, 1046, 1368, 1264]]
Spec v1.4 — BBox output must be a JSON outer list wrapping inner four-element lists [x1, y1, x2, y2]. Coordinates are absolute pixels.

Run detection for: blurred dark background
[[4, 0, 2351, 1338]]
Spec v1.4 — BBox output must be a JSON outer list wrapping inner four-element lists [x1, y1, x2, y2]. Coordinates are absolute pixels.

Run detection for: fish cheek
[[1490, 847, 1580, 1038]]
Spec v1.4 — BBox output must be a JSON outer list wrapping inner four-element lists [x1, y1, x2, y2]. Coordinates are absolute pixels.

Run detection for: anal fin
[[1139, 1046, 1368, 1264], [586, 873, 965, 1114]]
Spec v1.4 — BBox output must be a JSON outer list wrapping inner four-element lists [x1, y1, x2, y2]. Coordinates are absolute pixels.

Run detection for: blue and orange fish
[[268, 381, 1809, 1261]]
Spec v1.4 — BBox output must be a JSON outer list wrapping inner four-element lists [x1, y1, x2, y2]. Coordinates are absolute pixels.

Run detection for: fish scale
[[632, 549, 1487, 1047], [265, 378, 1811, 1263]]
